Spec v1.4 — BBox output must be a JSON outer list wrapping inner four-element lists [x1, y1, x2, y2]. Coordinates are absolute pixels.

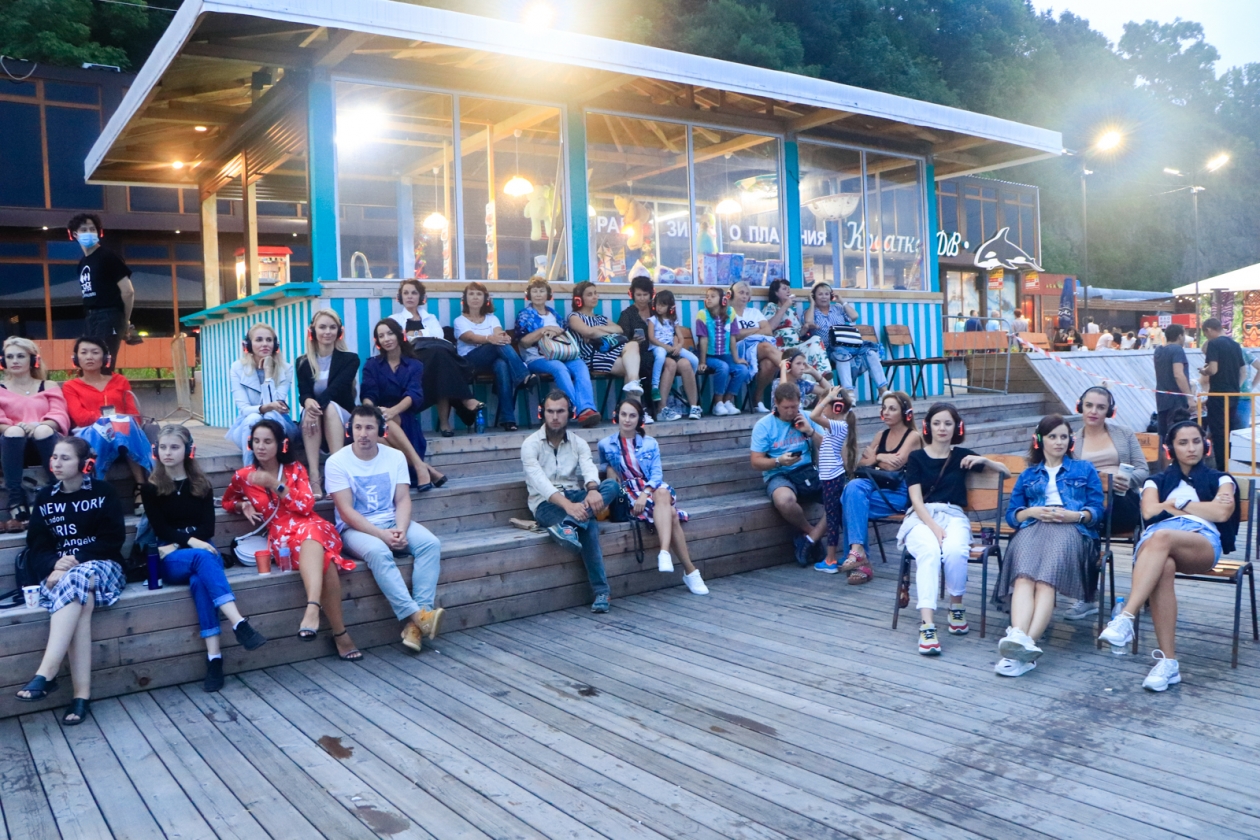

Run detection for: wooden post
[[200, 192, 221, 308], [242, 152, 260, 297]]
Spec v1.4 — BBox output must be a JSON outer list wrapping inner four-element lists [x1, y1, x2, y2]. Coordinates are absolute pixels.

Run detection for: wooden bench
[[942, 332, 1008, 355], [1016, 332, 1050, 352], [882, 324, 947, 399]]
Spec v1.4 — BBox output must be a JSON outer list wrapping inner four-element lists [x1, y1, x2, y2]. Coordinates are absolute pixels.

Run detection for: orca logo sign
[[973, 227, 1042, 272]]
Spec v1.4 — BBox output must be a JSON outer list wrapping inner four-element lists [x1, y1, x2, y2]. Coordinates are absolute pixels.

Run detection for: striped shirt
[[818, 419, 849, 481]]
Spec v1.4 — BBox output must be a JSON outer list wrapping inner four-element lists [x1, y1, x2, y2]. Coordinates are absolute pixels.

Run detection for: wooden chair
[[891, 466, 1009, 638], [1135, 432, 1161, 466], [882, 324, 947, 399], [1017, 332, 1050, 352], [1128, 479, 1258, 667]]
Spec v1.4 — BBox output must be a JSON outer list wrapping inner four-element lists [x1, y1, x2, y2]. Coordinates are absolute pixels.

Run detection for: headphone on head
[[922, 411, 965, 444], [82, 456, 96, 476], [572, 294, 584, 311], [243, 329, 279, 355], [1163, 420, 1210, 461], [888, 392, 913, 424], [1076, 386, 1116, 418], [1032, 429, 1076, 453], [309, 317, 344, 342], [0, 350, 41, 371], [71, 343, 108, 371]]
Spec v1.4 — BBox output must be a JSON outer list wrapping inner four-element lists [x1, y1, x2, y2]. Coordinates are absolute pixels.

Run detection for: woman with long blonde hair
[[227, 322, 296, 464], [0, 337, 68, 529], [295, 309, 359, 497]]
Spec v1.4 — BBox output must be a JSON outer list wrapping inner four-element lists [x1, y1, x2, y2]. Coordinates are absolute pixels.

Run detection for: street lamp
[[1070, 128, 1125, 327], [1163, 152, 1231, 310]]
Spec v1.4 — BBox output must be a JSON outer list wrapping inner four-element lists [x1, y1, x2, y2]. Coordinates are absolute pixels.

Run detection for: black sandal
[[299, 601, 321, 640], [16, 675, 58, 701], [500, 422, 519, 432], [62, 698, 90, 726], [333, 630, 363, 661]]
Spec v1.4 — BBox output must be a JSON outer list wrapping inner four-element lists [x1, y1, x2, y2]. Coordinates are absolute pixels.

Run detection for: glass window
[[0, 101, 45, 207], [47, 241, 81, 260], [692, 129, 782, 286], [798, 142, 864, 288], [0, 242, 41, 257], [129, 186, 181, 213], [939, 188, 958, 235], [124, 244, 169, 260], [864, 153, 925, 291], [175, 264, 205, 316], [45, 83, 98, 105], [1020, 203, 1036, 256], [586, 114, 691, 284], [963, 187, 981, 246], [182, 189, 200, 212], [0, 263, 47, 339], [49, 263, 84, 339], [46, 106, 103, 209], [175, 244, 202, 262], [258, 201, 299, 216], [981, 191, 997, 240], [460, 97, 565, 281]]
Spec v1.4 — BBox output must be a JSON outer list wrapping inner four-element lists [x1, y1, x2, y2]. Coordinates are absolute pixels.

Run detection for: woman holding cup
[[142, 424, 268, 692], [1066, 385, 1149, 622]]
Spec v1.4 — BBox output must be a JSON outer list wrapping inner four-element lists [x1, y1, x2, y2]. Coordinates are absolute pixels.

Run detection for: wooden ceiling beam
[[181, 41, 311, 67], [313, 30, 372, 68]]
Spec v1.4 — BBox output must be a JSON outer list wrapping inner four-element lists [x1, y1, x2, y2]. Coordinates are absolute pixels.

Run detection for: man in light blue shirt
[[750, 382, 828, 565]]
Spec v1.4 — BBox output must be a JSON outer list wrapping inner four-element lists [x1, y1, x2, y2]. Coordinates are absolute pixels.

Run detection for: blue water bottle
[[475, 407, 486, 435], [146, 548, 162, 590]]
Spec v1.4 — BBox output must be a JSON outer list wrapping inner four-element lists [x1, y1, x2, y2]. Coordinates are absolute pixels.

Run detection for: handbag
[[596, 334, 627, 353], [856, 465, 904, 490], [828, 324, 864, 349], [539, 332, 581, 362], [230, 506, 278, 566]]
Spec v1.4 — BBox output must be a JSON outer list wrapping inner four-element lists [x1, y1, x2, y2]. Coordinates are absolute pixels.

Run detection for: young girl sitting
[[729, 280, 784, 413], [647, 290, 701, 421], [693, 287, 751, 416], [809, 386, 860, 580], [776, 349, 830, 410], [900, 403, 1009, 655]]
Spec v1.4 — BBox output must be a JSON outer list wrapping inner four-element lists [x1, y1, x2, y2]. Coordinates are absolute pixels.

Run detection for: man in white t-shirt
[[326, 405, 443, 652]]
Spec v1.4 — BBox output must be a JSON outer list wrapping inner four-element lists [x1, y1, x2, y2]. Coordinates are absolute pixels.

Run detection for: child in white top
[[647, 290, 701, 421], [808, 386, 860, 577]]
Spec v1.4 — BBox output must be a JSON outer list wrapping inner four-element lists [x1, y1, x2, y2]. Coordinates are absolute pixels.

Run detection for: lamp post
[[1164, 153, 1229, 320], [1073, 129, 1123, 329]]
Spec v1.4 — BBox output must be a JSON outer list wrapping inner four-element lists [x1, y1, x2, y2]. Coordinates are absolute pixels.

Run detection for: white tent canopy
[[1173, 263, 1260, 296]]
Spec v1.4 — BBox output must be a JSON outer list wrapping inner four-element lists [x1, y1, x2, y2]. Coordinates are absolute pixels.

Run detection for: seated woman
[[296, 309, 359, 498], [226, 323, 296, 465], [455, 282, 535, 432], [763, 278, 831, 382], [568, 281, 644, 397], [516, 277, 601, 427], [14, 437, 125, 725], [1066, 385, 1149, 621], [389, 280, 482, 437], [0, 337, 68, 530], [599, 397, 708, 595], [221, 420, 362, 661], [362, 319, 446, 489], [839, 391, 922, 577], [900, 403, 1009, 655], [61, 336, 153, 497], [694, 287, 752, 416], [1098, 418, 1239, 692], [994, 415, 1104, 677], [729, 280, 784, 413], [804, 282, 889, 399], [143, 424, 268, 692]]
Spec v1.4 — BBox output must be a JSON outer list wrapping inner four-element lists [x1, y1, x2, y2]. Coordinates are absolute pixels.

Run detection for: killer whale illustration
[[973, 227, 1043, 272]]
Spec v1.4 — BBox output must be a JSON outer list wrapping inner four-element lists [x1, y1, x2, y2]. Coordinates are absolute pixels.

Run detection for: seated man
[[751, 382, 828, 566], [522, 389, 621, 613], [325, 405, 443, 653]]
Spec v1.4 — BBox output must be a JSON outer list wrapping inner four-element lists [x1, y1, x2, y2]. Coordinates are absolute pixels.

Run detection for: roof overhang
[[87, 0, 1062, 188]]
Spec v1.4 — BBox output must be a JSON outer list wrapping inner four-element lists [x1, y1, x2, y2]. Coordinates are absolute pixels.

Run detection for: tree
[[1118, 18, 1220, 109], [0, 0, 171, 71]]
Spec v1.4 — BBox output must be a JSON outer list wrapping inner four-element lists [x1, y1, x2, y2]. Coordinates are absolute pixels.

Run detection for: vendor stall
[[84, 0, 1061, 424]]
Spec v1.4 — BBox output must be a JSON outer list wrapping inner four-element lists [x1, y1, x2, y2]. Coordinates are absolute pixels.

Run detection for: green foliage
[[0, 0, 172, 70]]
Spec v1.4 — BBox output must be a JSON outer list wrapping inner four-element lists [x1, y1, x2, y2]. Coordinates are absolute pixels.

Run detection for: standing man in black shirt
[[68, 213, 136, 366], [1200, 317, 1247, 470], [1153, 323, 1194, 453]]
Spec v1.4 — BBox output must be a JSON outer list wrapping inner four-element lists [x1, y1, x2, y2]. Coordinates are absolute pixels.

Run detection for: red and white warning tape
[[1011, 335, 1200, 400]]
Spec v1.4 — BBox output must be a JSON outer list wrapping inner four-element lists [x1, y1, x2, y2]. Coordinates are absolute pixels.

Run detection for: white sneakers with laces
[[997, 626, 1043, 664], [683, 569, 709, 595], [657, 550, 675, 573], [755, 401, 770, 413], [995, 657, 1037, 677], [1143, 650, 1181, 691], [1098, 611, 1135, 647]]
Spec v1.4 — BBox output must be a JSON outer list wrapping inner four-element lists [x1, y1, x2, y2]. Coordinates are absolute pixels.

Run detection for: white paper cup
[[1116, 463, 1135, 495], [22, 585, 40, 609]]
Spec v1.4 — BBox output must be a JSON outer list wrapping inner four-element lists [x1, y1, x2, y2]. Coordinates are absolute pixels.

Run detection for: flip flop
[[333, 630, 363, 662]]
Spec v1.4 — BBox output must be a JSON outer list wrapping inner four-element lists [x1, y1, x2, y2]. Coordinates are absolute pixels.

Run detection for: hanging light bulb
[[715, 198, 742, 215], [503, 129, 534, 197], [422, 167, 447, 231]]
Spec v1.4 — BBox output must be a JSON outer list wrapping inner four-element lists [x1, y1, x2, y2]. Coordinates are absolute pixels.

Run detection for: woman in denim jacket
[[994, 414, 1104, 677]]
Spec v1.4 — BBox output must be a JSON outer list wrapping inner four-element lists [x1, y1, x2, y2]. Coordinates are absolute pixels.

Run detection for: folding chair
[[882, 324, 947, 399]]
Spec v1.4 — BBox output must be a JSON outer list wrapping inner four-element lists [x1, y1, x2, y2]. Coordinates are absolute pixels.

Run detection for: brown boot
[[400, 622, 423, 652], [415, 607, 445, 640]]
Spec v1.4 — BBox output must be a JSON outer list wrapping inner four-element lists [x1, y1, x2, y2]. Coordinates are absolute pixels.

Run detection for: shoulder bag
[[539, 332, 582, 362], [828, 324, 864, 348]]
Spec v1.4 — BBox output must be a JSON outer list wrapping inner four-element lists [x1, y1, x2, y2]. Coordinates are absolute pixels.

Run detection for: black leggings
[[2, 432, 58, 499]]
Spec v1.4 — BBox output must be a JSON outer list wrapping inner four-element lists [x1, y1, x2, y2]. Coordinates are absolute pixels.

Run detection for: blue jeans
[[705, 354, 752, 397], [341, 520, 442, 621], [159, 548, 236, 638], [842, 478, 908, 551], [465, 343, 529, 425], [650, 346, 667, 390], [533, 479, 620, 598], [527, 357, 596, 414]]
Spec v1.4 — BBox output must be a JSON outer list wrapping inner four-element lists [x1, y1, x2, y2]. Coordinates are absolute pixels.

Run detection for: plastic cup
[[255, 550, 272, 575], [22, 585, 40, 609], [111, 416, 130, 436], [1116, 463, 1135, 495]]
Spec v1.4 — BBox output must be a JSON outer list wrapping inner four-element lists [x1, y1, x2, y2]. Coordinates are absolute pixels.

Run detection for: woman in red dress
[[221, 419, 362, 660]]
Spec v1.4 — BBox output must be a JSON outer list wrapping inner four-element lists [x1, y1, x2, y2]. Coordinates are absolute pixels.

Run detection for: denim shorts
[[1134, 517, 1222, 563]]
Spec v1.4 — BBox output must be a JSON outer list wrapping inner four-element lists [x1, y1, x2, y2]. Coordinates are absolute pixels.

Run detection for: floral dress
[[221, 462, 353, 572], [764, 302, 832, 376]]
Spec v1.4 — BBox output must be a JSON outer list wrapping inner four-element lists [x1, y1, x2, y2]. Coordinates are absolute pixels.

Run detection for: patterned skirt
[[622, 478, 688, 525], [997, 520, 1092, 601], [39, 559, 125, 613]]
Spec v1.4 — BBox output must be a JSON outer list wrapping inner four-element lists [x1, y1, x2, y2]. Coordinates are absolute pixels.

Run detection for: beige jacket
[[521, 426, 600, 513]]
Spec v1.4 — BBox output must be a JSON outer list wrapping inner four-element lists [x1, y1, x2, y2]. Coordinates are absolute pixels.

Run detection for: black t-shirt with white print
[[77, 246, 129, 311]]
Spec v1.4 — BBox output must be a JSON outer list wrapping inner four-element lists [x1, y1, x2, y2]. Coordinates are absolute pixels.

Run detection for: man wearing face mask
[[67, 213, 137, 366]]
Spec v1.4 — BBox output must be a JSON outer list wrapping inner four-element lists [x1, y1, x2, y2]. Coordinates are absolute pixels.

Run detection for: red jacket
[[61, 374, 140, 430]]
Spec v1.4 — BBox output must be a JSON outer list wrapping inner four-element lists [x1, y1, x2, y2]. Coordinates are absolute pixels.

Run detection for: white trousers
[[903, 516, 971, 611]]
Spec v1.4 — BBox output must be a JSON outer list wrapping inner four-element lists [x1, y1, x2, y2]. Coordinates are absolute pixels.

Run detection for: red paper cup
[[255, 550, 272, 574], [111, 417, 130, 436]]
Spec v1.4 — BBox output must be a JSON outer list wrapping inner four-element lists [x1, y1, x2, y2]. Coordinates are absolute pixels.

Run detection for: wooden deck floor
[[2, 549, 1258, 840]]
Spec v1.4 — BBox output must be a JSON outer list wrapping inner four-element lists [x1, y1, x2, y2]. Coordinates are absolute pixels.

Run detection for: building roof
[[86, 0, 1061, 191], [1172, 263, 1260, 296]]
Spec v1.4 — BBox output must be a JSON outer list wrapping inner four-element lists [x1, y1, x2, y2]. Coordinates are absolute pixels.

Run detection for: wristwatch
[[274, 483, 287, 496]]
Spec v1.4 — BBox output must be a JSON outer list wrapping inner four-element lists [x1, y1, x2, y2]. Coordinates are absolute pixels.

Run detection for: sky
[[1034, 0, 1260, 73]]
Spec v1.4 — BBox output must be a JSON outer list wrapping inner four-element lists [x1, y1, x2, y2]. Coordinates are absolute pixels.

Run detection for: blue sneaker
[[814, 558, 839, 574], [547, 521, 582, 552], [591, 594, 610, 613], [794, 535, 813, 567]]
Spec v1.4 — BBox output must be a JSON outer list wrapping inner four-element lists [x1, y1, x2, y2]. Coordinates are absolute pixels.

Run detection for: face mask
[[77, 232, 99, 249]]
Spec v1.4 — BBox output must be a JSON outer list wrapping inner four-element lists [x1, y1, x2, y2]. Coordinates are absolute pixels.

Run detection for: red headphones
[[572, 295, 584, 311], [1032, 431, 1076, 452], [1076, 386, 1116, 418], [82, 457, 96, 476], [243, 330, 280, 354], [1163, 421, 1210, 461], [887, 392, 913, 424], [152, 441, 196, 459], [309, 318, 344, 342], [71, 347, 107, 370], [0, 352, 40, 371], [282, 437, 290, 454], [923, 413, 965, 444]]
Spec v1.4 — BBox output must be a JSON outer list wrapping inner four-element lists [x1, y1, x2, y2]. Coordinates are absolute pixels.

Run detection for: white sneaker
[[711, 401, 729, 416], [997, 627, 1043, 664], [1063, 599, 1099, 621], [622, 380, 644, 394], [724, 401, 741, 415], [688, 405, 703, 420], [657, 550, 675, 573], [642, 411, 655, 425], [994, 657, 1037, 677], [683, 569, 709, 595], [1142, 650, 1181, 692], [1098, 611, 1135, 647], [755, 401, 770, 414]]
